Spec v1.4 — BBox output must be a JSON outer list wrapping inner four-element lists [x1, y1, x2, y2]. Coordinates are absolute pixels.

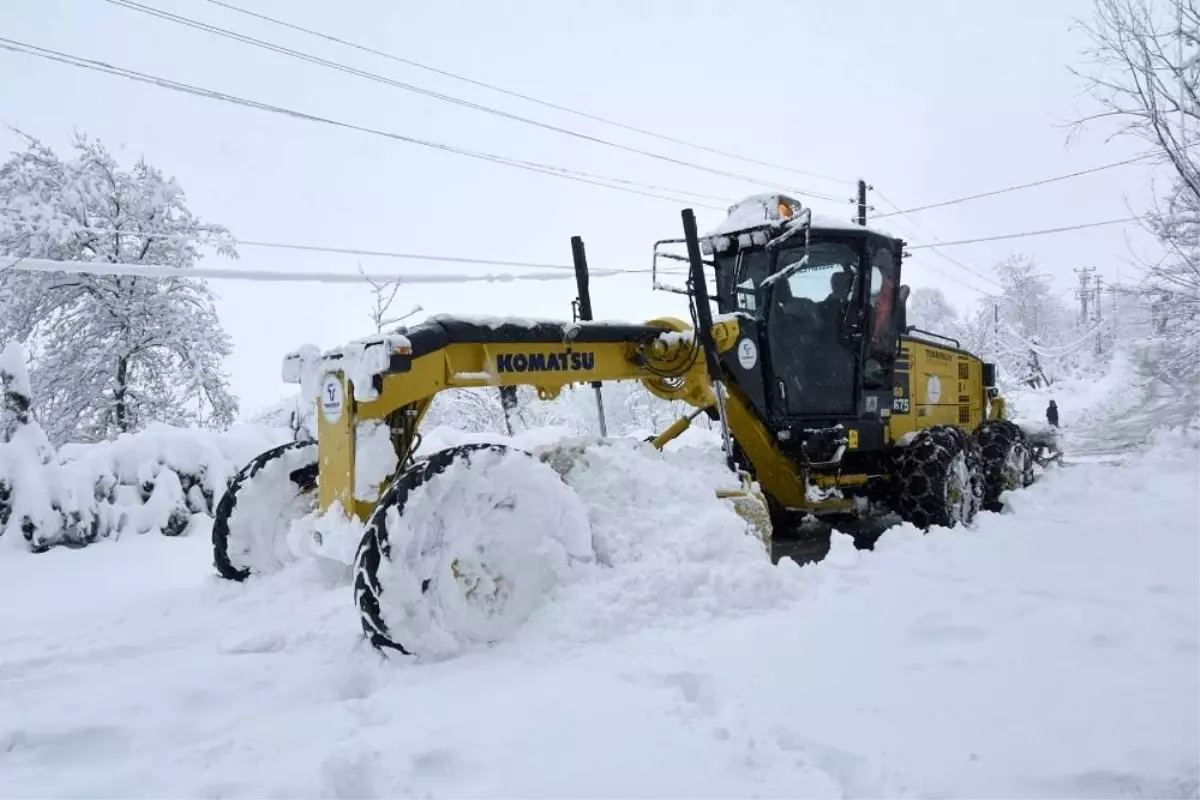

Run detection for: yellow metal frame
[[312, 318, 1005, 527], [316, 317, 716, 519]]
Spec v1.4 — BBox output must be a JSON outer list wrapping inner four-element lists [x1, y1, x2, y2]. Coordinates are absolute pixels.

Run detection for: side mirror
[[897, 284, 910, 332]]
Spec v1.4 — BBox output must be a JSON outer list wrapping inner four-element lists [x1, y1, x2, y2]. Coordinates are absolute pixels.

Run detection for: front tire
[[212, 440, 319, 582], [353, 443, 593, 657], [895, 425, 984, 530]]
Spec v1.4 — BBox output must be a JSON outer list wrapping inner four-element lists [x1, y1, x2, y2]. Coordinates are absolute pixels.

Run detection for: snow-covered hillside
[[1, 362, 1197, 798]]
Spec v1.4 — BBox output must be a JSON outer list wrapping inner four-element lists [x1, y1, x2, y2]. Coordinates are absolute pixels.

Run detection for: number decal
[[892, 398, 910, 413]]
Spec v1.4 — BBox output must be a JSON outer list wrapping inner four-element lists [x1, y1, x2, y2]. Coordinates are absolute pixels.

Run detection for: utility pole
[[1110, 283, 1120, 345], [1094, 276, 1104, 322], [854, 179, 871, 226], [1074, 267, 1096, 325]]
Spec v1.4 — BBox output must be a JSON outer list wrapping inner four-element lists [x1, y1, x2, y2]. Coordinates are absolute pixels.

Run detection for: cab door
[[763, 241, 862, 420]]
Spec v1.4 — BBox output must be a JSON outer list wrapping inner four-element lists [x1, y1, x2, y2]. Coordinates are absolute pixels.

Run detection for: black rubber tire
[[212, 439, 319, 582], [974, 419, 1035, 512], [354, 442, 524, 655], [895, 425, 985, 530]]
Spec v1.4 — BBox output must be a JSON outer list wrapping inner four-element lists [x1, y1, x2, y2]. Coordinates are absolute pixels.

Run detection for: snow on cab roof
[[704, 193, 898, 240]]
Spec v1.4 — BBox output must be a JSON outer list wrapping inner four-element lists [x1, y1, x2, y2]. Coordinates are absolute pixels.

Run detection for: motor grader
[[212, 194, 1044, 656]]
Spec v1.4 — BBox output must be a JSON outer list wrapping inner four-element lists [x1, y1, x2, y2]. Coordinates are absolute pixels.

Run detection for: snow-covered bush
[[0, 341, 58, 549], [1, 422, 290, 552], [1, 341, 291, 552], [249, 393, 317, 443]]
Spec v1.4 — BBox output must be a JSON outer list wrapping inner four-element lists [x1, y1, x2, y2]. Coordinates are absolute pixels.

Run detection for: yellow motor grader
[[212, 195, 1040, 655]]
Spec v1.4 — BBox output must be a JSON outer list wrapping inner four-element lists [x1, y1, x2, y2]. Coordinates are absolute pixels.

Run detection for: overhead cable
[[106, 0, 845, 204], [51, 224, 591, 272], [907, 217, 1144, 249], [198, 0, 856, 187], [873, 189, 1002, 289], [876, 156, 1153, 218], [0, 38, 729, 211]]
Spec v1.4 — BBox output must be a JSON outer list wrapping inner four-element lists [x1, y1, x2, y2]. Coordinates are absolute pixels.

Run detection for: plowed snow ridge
[[1, 406, 1197, 797]]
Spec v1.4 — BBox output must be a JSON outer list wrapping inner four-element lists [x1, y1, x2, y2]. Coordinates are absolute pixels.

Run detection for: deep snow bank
[[1006, 348, 1154, 435], [0, 413, 1195, 798], [1, 421, 290, 552]]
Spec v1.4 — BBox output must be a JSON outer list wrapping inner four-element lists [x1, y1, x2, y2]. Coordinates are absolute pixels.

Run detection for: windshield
[[715, 241, 860, 316]]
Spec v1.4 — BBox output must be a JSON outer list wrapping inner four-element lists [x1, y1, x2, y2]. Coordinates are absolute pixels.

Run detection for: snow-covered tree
[[1073, 0, 1199, 385], [906, 286, 960, 332], [0, 132, 239, 444], [944, 256, 1082, 388]]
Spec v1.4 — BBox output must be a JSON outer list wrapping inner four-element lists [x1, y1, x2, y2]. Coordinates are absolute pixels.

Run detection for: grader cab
[[212, 194, 1043, 656]]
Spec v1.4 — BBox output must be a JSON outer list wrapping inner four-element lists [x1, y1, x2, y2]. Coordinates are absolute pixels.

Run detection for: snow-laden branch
[[1000, 319, 1113, 357]]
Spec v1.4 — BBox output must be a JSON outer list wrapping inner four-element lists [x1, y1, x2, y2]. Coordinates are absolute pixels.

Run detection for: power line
[[49, 225, 589, 271], [873, 189, 1002, 289], [0, 254, 608, 284], [105, 0, 845, 205], [907, 216, 1145, 249], [875, 156, 1154, 218], [197, 0, 855, 188], [910, 260, 993, 296], [18, 225, 691, 277], [0, 37, 729, 211]]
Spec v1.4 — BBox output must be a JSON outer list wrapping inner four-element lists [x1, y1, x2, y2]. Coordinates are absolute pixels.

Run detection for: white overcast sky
[[0, 0, 1173, 416]]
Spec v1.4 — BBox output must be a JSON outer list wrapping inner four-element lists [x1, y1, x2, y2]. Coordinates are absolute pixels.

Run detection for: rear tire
[[212, 440, 319, 582], [974, 419, 1035, 512], [895, 425, 984, 530]]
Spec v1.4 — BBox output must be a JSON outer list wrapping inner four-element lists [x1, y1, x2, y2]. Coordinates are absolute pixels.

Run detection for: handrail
[[904, 326, 961, 349]]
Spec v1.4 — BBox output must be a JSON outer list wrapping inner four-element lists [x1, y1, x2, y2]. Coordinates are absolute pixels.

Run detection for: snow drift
[[0, 406, 1195, 797]]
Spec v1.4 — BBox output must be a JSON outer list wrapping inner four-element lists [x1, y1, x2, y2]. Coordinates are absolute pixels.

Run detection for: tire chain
[[974, 420, 1035, 511], [895, 425, 984, 530]]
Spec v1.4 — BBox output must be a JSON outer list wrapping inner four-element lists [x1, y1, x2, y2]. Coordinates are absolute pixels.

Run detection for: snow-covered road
[[1, 380, 1197, 798]]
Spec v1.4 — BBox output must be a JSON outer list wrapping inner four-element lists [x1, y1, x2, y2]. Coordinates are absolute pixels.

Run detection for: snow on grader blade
[[212, 199, 1048, 658]]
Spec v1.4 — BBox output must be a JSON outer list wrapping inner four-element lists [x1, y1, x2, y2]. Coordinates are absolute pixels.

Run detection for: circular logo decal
[[737, 338, 758, 370], [926, 375, 942, 405], [321, 375, 345, 423]]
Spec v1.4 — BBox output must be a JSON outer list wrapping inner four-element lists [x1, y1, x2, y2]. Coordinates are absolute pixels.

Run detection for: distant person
[[1046, 399, 1059, 428]]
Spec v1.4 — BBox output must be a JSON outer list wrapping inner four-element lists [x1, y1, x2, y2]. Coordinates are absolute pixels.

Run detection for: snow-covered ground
[[1, 370, 1197, 798]]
